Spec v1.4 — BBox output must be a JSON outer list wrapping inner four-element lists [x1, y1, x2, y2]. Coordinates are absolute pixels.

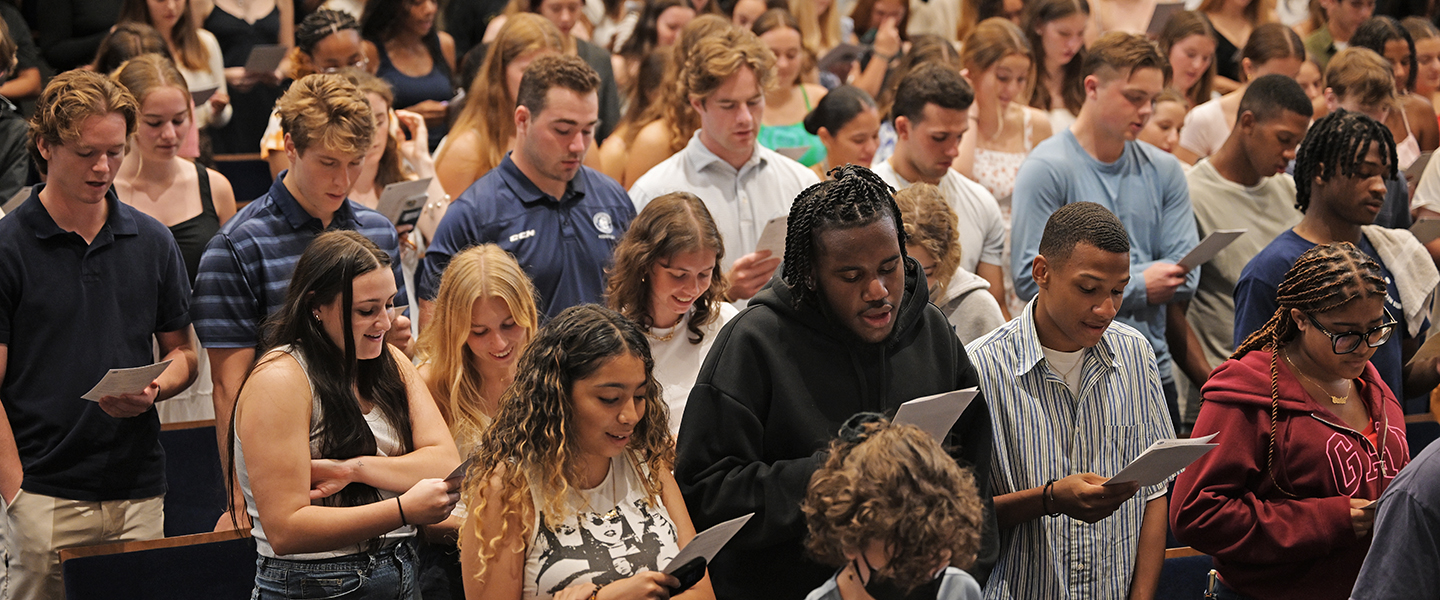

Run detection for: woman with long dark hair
[[232, 230, 461, 599], [361, 0, 456, 150]]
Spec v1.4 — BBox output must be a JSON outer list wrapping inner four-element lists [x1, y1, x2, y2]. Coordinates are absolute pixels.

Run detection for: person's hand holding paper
[[98, 381, 161, 419], [1052, 473, 1141, 524], [85, 360, 173, 418]]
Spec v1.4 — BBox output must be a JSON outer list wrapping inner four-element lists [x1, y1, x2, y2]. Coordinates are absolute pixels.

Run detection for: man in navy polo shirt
[[192, 73, 404, 477], [0, 71, 196, 600], [418, 54, 634, 321]]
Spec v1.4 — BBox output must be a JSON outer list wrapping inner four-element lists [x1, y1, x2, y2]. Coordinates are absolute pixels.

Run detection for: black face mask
[[854, 556, 945, 600]]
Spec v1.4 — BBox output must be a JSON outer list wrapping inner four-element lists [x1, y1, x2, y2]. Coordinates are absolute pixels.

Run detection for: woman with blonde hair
[[801, 415, 985, 600], [111, 53, 239, 423], [414, 244, 538, 598], [789, 0, 840, 55], [435, 13, 566, 198], [622, 14, 733, 188], [118, 0, 231, 129], [457, 304, 715, 599], [607, 192, 735, 435], [754, 9, 828, 167], [893, 184, 1005, 344], [1159, 11, 1219, 109], [956, 17, 1053, 202]]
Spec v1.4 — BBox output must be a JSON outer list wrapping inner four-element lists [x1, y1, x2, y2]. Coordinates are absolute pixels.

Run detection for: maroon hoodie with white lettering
[[1170, 349, 1409, 600]]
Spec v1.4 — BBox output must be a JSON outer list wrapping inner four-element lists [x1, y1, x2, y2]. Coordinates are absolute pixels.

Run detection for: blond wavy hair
[[415, 245, 539, 453], [640, 14, 732, 154], [460, 305, 674, 585], [278, 73, 375, 157], [442, 13, 568, 177], [893, 183, 962, 298], [685, 24, 777, 104], [803, 417, 984, 592], [28, 70, 138, 175]]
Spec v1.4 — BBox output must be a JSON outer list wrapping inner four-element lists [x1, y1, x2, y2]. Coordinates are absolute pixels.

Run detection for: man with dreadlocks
[[674, 164, 997, 599], [966, 202, 1172, 600], [1173, 242, 1410, 600], [1234, 108, 1440, 410]]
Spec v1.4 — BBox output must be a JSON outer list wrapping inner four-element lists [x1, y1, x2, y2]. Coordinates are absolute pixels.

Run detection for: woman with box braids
[[1171, 241, 1409, 599], [782, 164, 907, 309]]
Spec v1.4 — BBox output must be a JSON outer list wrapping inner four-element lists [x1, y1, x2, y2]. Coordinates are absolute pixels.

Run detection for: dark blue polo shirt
[[417, 154, 635, 318], [192, 173, 405, 349], [0, 186, 190, 501]]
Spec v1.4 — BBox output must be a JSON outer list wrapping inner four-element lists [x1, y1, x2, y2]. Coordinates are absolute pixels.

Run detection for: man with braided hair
[[1234, 108, 1440, 410], [967, 202, 1173, 600], [1175, 241, 1410, 600], [675, 164, 997, 599]]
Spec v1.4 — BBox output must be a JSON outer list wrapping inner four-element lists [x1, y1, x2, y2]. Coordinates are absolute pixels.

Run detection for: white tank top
[[521, 454, 681, 599], [236, 344, 417, 560]]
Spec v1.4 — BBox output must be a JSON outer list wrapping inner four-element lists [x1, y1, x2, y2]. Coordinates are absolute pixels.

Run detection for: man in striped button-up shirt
[[967, 203, 1173, 600]]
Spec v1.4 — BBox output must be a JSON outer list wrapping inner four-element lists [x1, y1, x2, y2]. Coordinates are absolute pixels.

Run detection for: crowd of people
[[7, 0, 1440, 598]]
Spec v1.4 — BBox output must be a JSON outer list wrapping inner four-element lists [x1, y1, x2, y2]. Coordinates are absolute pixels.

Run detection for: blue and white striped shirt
[[965, 302, 1173, 600], [192, 173, 404, 349]]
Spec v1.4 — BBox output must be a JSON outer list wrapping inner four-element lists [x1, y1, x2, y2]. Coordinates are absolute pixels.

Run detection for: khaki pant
[[3, 490, 163, 600]]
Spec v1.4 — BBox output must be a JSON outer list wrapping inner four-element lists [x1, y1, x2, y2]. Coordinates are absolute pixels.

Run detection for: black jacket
[[675, 259, 998, 600]]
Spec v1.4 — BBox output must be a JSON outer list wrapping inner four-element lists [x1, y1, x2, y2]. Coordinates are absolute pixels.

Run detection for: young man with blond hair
[[628, 24, 820, 300], [1011, 32, 1200, 431], [0, 70, 197, 599], [192, 73, 404, 470]]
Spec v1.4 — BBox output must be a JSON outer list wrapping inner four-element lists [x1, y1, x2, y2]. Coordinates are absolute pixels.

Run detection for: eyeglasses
[[321, 57, 371, 74], [1304, 311, 1397, 354]]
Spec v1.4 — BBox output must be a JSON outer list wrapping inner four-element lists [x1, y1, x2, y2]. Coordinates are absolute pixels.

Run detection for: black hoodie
[[675, 259, 998, 600]]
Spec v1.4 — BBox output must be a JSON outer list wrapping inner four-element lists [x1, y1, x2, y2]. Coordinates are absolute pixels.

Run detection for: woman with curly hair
[[1172, 242, 1410, 600], [457, 304, 716, 600], [893, 184, 1004, 344], [606, 192, 735, 436], [801, 415, 985, 600]]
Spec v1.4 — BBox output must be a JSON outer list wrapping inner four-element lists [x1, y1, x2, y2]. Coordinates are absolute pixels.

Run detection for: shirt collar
[[498, 153, 585, 205], [269, 171, 358, 231], [1011, 300, 1119, 378], [22, 184, 137, 241], [685, 131, 767, 175]]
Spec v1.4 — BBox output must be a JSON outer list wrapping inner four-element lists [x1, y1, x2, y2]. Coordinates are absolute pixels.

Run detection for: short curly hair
[[802, 417, 984, 592], [893, 183, 962, 296]]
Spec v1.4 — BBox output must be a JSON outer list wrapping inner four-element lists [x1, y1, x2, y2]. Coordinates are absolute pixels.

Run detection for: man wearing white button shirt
[[628, 24, 820, 300]]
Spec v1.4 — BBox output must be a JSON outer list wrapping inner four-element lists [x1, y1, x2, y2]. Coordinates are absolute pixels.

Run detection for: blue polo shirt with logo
[[417, 154, 634, 318], [0, 186, 190, 501]]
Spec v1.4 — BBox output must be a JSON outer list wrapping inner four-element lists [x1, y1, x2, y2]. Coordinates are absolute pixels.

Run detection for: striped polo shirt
[[965, 302, 1173, 600], [192, 173, 404, 349]]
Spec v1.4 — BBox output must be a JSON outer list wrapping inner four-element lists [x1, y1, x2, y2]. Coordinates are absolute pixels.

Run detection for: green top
[[757, 85, 826, 167], [1305, 25, 1336, 72]]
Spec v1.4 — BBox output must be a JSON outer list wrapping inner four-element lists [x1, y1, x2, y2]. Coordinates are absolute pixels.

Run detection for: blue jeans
[[252, 538, 418, 600]]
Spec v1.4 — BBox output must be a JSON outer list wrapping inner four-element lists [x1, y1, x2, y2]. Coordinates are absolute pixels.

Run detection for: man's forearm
[[0, 401, 21, 503]]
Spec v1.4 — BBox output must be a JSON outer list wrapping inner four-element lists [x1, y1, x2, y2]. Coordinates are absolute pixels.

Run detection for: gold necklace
[[1283, 350, 1350, 405], [647, 324, 679, 343]]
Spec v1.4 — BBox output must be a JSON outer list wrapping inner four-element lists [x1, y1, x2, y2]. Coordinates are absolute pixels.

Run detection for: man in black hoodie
[[675, 164, 998, 600]]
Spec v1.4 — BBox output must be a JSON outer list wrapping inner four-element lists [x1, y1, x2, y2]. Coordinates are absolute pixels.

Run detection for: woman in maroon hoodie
[[1171, 242, 1410, 600]]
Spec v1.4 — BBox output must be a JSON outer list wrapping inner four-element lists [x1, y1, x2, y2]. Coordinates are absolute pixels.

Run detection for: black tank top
[[168, 162, 221, 285]]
